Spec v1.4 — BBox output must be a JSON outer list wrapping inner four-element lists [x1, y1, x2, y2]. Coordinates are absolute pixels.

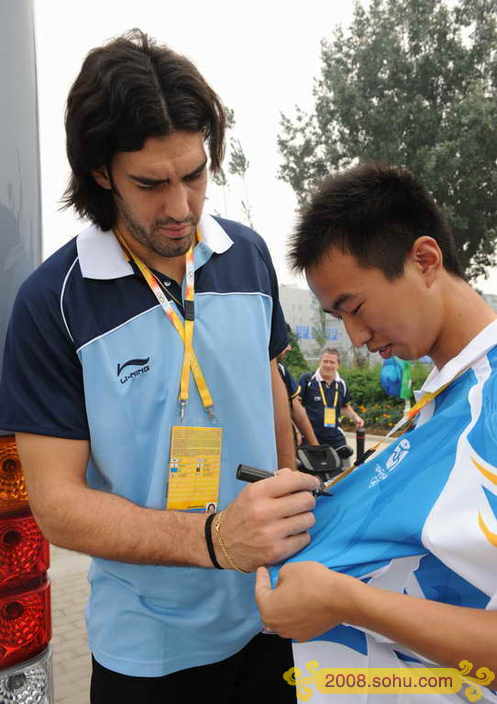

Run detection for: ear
[[92, 166, 112, 190], [409, 236, 442, 285]]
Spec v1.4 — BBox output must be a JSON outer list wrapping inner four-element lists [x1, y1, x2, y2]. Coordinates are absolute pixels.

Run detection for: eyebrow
[[129, 158, 208, 186], [322, 293, 354, 315]]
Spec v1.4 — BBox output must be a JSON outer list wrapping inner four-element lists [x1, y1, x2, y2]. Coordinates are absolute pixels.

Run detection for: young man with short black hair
[[256, 163, 497, 703]]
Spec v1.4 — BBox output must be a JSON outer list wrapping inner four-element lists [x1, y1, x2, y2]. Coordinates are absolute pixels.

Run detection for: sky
[[33, 0, 497, 293]]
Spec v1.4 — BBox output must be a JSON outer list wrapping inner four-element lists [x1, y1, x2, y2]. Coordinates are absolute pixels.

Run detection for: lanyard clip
[[206, 405, 216, 422], [179, 400, 186, 421]]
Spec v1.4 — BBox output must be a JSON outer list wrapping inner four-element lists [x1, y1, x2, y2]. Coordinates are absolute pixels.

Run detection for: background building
[[482, 294, 497, 312], [279, 284, 380, 366]]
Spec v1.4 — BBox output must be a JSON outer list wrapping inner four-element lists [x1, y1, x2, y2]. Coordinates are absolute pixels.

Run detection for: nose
[[163, 183, 190, 222], [342, 314, 372, 348]]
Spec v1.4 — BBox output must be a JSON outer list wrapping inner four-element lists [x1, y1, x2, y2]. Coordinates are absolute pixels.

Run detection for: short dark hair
[[289, 162, 464, 280], [320, 347, 340, 361], [63, 29, 226, 231]]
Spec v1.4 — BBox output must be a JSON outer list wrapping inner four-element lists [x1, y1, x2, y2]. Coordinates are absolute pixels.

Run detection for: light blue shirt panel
[[78, 290, 276, 675], [87, 565, 261, 677], [272, 369, 475, 582], [273, 370, 487, 661], [467, 349, 497, 467], [79, 291, 276, 511]]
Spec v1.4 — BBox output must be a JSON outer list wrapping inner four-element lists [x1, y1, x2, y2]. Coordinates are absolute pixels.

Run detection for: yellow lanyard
[[114, 229, 214, 419], [318, 380, 339, 410]]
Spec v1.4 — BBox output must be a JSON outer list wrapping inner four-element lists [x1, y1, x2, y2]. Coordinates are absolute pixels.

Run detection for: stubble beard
[[118, 202, 197, 259]]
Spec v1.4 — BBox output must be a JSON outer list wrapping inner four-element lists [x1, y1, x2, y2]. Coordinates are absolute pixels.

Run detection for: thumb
[[255, 566, 272, 605]]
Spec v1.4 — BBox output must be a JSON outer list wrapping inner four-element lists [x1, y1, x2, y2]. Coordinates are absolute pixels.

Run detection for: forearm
[[291, 398, 319, 445], [271, 360, 296, 469], [342, 404, 361, 423], [16, 432, 213, 568], [33, 481, 213, 567], [18, 433, 319, 574], [348, 581, 497, 673], [275, 407, 296, 469]]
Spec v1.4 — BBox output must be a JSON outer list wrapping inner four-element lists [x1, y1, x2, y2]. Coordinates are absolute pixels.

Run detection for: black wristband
[[204, 512, 223, 569]]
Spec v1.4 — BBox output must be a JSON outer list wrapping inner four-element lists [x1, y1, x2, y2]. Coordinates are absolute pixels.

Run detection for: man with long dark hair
[[256, 163, 497, 703], [0, 30, 318, 703]]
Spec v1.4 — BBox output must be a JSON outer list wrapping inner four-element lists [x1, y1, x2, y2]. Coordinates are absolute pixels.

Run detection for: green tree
[[211, 107, 235, 189], [211, 107, 255, 228], [228, 137, 254, 228], [311, 296, 328, 353], [278, 0, 497, 280], [311, 297, 369, 367], [285, 326, 310, 379]]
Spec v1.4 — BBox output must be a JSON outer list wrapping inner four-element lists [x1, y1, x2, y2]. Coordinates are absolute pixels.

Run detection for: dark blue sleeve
[[285, 368, 299, 398], [298, 373, 312, 405], [254, 237, 287, 359], [279, 363, 298, 398], [0, 276, 89, 439]]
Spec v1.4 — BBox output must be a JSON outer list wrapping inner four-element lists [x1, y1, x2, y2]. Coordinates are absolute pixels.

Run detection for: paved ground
[[50, 547, 91, 704], [48, 431, 393, 703]]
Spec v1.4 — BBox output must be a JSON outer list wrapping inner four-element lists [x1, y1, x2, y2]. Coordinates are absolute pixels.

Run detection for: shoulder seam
[[196, 291, 272, 300], [60, 257, 79, 343], [76, 304, 161, 354]]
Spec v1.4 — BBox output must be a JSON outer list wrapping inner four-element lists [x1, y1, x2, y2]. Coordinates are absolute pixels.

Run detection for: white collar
[[313, 369, 342, 385], [421, 318, 497, 393], [76, 213, 233, 280]]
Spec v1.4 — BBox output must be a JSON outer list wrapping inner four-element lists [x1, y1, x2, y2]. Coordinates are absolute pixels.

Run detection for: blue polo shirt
[[0, 214, 287, 677], [298, 372, 350, 448]]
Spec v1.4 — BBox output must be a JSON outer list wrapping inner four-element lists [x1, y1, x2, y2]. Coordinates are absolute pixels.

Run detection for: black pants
[[90, 632, 297, 704]]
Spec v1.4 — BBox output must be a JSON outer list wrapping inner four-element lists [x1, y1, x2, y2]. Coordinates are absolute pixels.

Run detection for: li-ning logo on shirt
[[369, 438, 411, 488], [117, 357, 151, 384]]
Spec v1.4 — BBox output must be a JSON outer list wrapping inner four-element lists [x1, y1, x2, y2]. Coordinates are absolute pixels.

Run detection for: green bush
[[285, 328, 310, 379], [341, 366, 386, 405], [339, 362, 432, 431], [411, 361, 431, 390], [341, 362, 431, 406], [357, 401, 403, 426]]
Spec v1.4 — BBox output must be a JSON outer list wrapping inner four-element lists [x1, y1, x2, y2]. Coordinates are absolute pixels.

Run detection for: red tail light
[[0, 514, 49, 590], [0, 579, 51, 668], [0, 437, 28, 515]]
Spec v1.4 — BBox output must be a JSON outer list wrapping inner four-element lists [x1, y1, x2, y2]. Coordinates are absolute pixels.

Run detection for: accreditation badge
[[324, 408, 337, 427], [166, 426, 223, 511]]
